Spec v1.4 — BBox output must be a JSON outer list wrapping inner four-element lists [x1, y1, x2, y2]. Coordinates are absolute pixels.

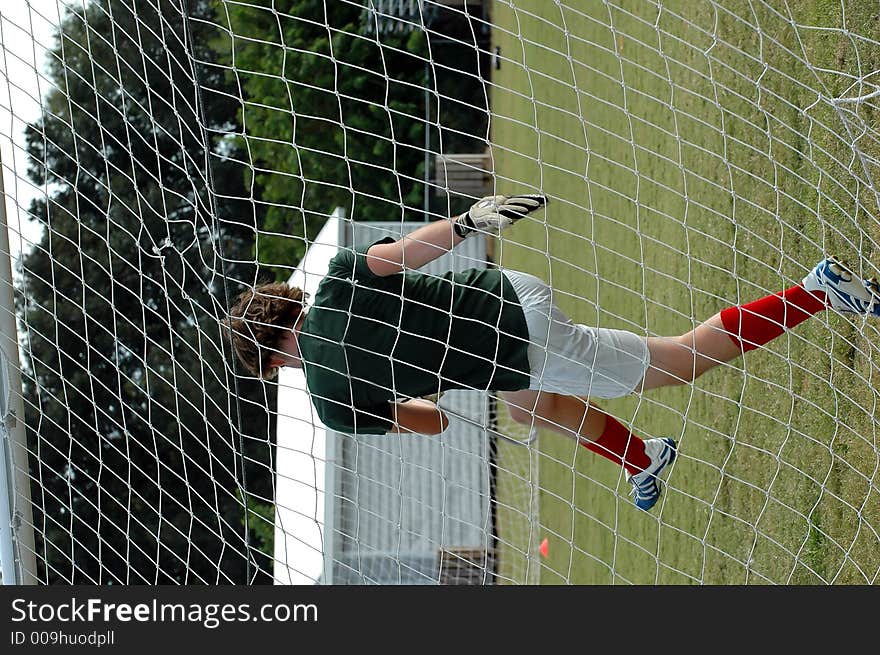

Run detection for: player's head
[[222, 282, 307, 380]]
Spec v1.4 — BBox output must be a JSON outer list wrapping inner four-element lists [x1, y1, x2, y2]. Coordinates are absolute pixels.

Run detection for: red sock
[[719, 285, 827, 353], [583, 415, 650, 476]]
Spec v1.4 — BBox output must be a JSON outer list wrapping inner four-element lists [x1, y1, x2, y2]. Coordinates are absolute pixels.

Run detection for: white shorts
[[503, 270, 650, 399]]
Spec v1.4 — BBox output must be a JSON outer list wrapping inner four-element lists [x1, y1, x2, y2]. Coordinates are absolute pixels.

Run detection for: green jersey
[[298, 237, 531, 434]]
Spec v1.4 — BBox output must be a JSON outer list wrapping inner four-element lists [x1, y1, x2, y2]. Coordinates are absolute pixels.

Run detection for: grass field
[[488, 0, 880, 584]]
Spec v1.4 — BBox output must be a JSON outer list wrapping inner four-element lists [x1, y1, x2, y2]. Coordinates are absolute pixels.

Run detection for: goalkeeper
[[225, 194, 880, 510]]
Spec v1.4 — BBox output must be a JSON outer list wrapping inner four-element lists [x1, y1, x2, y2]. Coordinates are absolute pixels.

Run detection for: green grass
[[489, 0, 880, 584]]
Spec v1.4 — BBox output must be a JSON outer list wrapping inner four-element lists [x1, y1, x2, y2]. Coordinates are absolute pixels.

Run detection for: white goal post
[[1, 0, 880, 585], [0, 151, 36, 585]]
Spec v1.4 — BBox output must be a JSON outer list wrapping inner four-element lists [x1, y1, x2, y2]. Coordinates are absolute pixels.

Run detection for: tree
[[20, 0, 273, 583], [219, 0, 430, 278]]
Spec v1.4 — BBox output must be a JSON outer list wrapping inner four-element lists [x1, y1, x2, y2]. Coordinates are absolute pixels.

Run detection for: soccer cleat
[[802, 256, 880, 317], [627, 437, 677, 511]]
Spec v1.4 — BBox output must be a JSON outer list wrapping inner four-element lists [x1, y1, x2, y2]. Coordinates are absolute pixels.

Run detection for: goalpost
[[0, 150, 37, 585], [1, 0, 879, 584]]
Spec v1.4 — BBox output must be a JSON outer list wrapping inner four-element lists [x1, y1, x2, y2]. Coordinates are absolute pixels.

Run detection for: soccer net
[[1, 0, 878, 585]]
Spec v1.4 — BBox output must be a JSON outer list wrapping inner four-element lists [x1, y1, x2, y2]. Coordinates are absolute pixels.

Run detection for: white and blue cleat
[[627, 437, 677, 511], [803, 256, 880, 317]]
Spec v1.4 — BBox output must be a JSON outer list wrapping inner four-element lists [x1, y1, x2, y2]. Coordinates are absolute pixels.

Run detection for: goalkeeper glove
[[452, 193, 548, 238]]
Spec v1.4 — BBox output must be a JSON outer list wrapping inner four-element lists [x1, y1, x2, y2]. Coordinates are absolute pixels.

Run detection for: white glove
[[452, 194, 548, 238]]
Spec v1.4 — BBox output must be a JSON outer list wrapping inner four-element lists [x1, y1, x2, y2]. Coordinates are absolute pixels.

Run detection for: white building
[[272, 210, 497, 584]]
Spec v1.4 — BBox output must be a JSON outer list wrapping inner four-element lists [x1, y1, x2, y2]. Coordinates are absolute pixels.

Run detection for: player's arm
[[365, 194, 548, 277], [388, 398, 449, 435], [365, 219, 462, 278]]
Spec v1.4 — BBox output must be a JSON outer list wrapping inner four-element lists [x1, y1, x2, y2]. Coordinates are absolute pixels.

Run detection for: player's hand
[[452, 194, 548, 238]]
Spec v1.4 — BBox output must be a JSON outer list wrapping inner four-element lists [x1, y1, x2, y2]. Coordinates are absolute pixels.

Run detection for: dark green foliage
[[218, 0, 431, 278], [20, 0, 273, 583], [18, 0, 493, 584]]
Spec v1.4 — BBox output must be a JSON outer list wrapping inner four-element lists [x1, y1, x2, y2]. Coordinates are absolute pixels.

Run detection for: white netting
[[1, 0, 878, 585]]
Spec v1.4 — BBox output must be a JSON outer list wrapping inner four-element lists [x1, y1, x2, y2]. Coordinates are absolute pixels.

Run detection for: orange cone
[[539, 537, 549, 558]]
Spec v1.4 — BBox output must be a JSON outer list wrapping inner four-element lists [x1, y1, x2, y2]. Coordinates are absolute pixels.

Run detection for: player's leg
[[502, 389, 605, 448], [640, 256, 880, 391], [639, 313, 743, 391], [502, 389, 675, 510], [501, 269, 678, 510]]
